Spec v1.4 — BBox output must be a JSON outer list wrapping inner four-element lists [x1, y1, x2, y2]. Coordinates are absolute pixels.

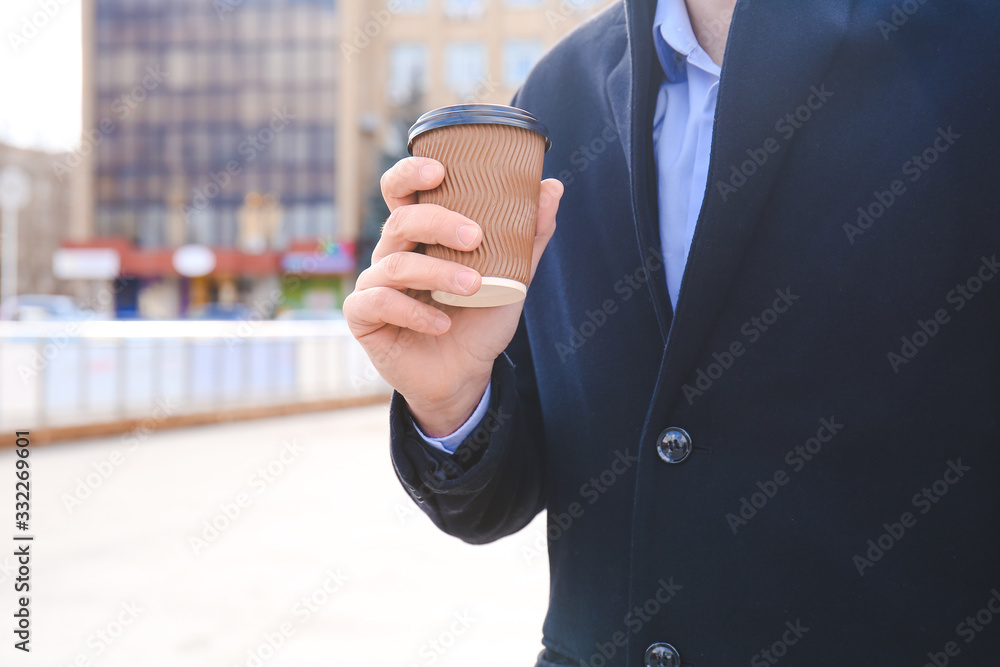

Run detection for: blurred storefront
[[56, 237, 354, 319], [279, 240, 356, 313]]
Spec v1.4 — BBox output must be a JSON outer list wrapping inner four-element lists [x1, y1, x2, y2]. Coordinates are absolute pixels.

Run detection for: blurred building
[[66, 0, 607, 318], [339, 0, 610, 269], [0, 143, 75, 300], [68, 0, 348, 318]]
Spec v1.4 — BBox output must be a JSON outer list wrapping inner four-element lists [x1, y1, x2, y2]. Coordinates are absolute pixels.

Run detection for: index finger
[[380, 157, 445, 212]]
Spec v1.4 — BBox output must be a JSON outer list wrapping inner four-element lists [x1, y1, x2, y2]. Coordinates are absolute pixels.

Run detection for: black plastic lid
[[407, 103, 551, 154]]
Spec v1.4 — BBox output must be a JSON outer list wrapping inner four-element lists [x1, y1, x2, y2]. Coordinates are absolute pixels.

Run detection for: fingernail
[[434, 315, 450, 332], [457, 224, 479, 247], [456, 270, 477, 293], [420, 164, 441, 182]]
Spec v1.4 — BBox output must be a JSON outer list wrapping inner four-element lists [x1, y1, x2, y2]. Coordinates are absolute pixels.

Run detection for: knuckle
[[382, 206, 405, 238], [367, 286, 390, 312], [380, 164, 401, 197], [354, 266, 373, 288], [407, 301, 426, 328], [342, 292, 363, 330], [397, 158, 415, 179], [342, 292, 356, 316], [382, 252, 406, 281], [431, 259, 452, 286], [426, 207, 445, 239]]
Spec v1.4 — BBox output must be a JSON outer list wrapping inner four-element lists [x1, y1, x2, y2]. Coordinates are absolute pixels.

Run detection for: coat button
[[656, 427, 692, 464], [645, 642, 681, 667]]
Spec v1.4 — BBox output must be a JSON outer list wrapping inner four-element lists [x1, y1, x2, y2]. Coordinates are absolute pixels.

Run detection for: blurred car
[[0, 294, 95, 321], [275, 308, 345, 321], [186, 303, 253, 320]]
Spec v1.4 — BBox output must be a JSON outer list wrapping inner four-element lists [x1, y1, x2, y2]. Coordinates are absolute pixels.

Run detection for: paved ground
[[0, 405, 550, 666]]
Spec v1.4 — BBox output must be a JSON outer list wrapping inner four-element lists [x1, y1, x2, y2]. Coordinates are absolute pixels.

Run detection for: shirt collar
[[652, 0, 722, 83]]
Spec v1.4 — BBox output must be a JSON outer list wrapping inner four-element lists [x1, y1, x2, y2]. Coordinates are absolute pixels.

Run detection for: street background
[[0, 404, 550, 665]]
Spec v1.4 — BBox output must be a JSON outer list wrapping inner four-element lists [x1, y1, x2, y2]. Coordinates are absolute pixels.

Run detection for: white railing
[[0, 320, 389, 430]]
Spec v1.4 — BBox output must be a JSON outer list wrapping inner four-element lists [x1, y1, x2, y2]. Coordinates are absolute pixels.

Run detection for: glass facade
[[387, 43, 429, 106], [93, 0, 338, 249], [503, 40, 543, 87], [444, 0, 485, 19], [445, 42, 487, 98]]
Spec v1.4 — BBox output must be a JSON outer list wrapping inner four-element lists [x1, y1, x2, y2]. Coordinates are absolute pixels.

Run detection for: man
[[346, 0, 1000, 664]]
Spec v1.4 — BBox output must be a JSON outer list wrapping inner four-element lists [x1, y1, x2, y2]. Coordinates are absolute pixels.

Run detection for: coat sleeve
[[388, 315, 547, 544]]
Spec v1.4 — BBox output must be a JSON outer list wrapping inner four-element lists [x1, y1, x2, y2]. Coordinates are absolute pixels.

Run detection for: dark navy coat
[[389, 1, 1000, 664]]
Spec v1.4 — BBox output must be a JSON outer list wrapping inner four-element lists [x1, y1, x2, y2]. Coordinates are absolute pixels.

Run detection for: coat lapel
[[655, 0, 851, 404], [611, 0, 674, 345]]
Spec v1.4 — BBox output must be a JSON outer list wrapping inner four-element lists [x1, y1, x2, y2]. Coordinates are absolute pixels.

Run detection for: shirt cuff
[[412, 381, 493, 455]]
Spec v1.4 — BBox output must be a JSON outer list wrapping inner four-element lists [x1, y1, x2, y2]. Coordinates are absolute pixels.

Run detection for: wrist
[[405, 375, 491, 438]]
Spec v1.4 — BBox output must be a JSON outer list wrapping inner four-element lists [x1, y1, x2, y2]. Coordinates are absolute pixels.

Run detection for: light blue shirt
[[417, 0, 721, 453], [653, 0, 722, 311]]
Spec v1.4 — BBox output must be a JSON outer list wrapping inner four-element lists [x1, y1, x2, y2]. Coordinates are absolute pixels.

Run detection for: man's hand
[[344, 157, 563, 437]]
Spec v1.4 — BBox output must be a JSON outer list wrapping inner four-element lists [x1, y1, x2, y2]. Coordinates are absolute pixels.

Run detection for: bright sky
[[0, 0, 82, 152]]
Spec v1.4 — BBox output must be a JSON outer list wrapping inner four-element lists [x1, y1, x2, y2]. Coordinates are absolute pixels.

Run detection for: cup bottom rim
[[431, 277, 527, 308]]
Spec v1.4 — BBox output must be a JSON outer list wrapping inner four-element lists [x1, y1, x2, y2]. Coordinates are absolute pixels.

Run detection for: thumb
[[528, 178, 564, 284]]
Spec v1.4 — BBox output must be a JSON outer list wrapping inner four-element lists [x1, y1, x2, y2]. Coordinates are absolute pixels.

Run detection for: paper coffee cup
[[408, 104, 551, 308]]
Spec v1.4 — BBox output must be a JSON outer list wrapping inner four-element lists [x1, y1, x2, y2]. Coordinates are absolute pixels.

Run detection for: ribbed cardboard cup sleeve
[[411, 123, 547, 308]]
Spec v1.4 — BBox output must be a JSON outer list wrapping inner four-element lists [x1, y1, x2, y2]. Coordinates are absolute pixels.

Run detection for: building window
[[504, 0, 541, 6], [445, 43, 487, 99], [396, 0, 429, 12], [503, 40, 542, 87], [444, 0, 484, 19], [387, 43, 428, 106]]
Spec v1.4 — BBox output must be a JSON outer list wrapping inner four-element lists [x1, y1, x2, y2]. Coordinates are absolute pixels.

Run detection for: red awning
[[61, 238, 283, 277]]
